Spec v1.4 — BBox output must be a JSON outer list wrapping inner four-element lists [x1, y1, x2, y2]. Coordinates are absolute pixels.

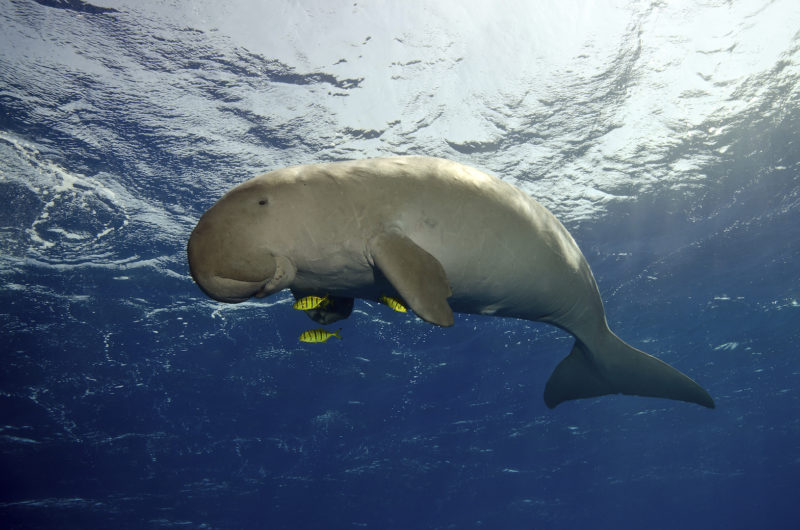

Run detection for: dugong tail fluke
[[544, 334, 715, 409]]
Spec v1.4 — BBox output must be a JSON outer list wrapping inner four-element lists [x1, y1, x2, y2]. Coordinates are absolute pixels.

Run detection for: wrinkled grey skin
[[188, 156, 714, 409]]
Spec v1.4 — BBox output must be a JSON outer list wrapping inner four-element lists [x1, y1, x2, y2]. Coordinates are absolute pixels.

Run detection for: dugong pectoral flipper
[[368, 229, 454, 327], [544, 334, 715, 408]]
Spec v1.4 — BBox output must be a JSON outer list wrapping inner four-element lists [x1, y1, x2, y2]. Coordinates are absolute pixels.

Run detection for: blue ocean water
[[1, 0, 799, 529]]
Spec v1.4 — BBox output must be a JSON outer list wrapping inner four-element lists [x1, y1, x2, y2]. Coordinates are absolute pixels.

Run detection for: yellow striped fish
[[379, 295, 407, 313], [293, 294, 330, 311], [298, 328, 342, 343]]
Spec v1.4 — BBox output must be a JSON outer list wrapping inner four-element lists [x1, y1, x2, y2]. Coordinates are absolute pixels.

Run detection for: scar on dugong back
[[188, 156, 714, 409]]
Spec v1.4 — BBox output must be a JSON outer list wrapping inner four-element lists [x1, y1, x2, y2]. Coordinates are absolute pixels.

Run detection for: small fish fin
[[368, 229, 453, 327], [333, 328, 342, 339], [544, 335, 715, 409]]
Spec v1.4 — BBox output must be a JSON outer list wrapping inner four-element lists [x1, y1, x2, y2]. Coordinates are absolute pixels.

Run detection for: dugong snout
[[187, 214, 274, 303], [187, 214, 297, 303]]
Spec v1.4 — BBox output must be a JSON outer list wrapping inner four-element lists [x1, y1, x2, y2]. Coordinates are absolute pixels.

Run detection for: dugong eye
[[258, 199, 268, 206]]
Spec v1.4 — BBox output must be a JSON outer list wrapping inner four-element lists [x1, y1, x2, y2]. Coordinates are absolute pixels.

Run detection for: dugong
[[188, 156, 714, 409]]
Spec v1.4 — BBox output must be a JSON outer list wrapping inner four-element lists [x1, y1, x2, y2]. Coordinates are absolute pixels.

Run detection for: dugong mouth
[[193, 274, 269, 304], [188, 255, 297, 304]]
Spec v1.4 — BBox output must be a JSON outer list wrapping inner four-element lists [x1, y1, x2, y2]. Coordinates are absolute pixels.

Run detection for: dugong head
[[187, 179, 296, 303]]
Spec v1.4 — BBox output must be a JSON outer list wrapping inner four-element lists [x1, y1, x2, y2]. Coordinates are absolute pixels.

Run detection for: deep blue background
[[2, 1, 799, 529]]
